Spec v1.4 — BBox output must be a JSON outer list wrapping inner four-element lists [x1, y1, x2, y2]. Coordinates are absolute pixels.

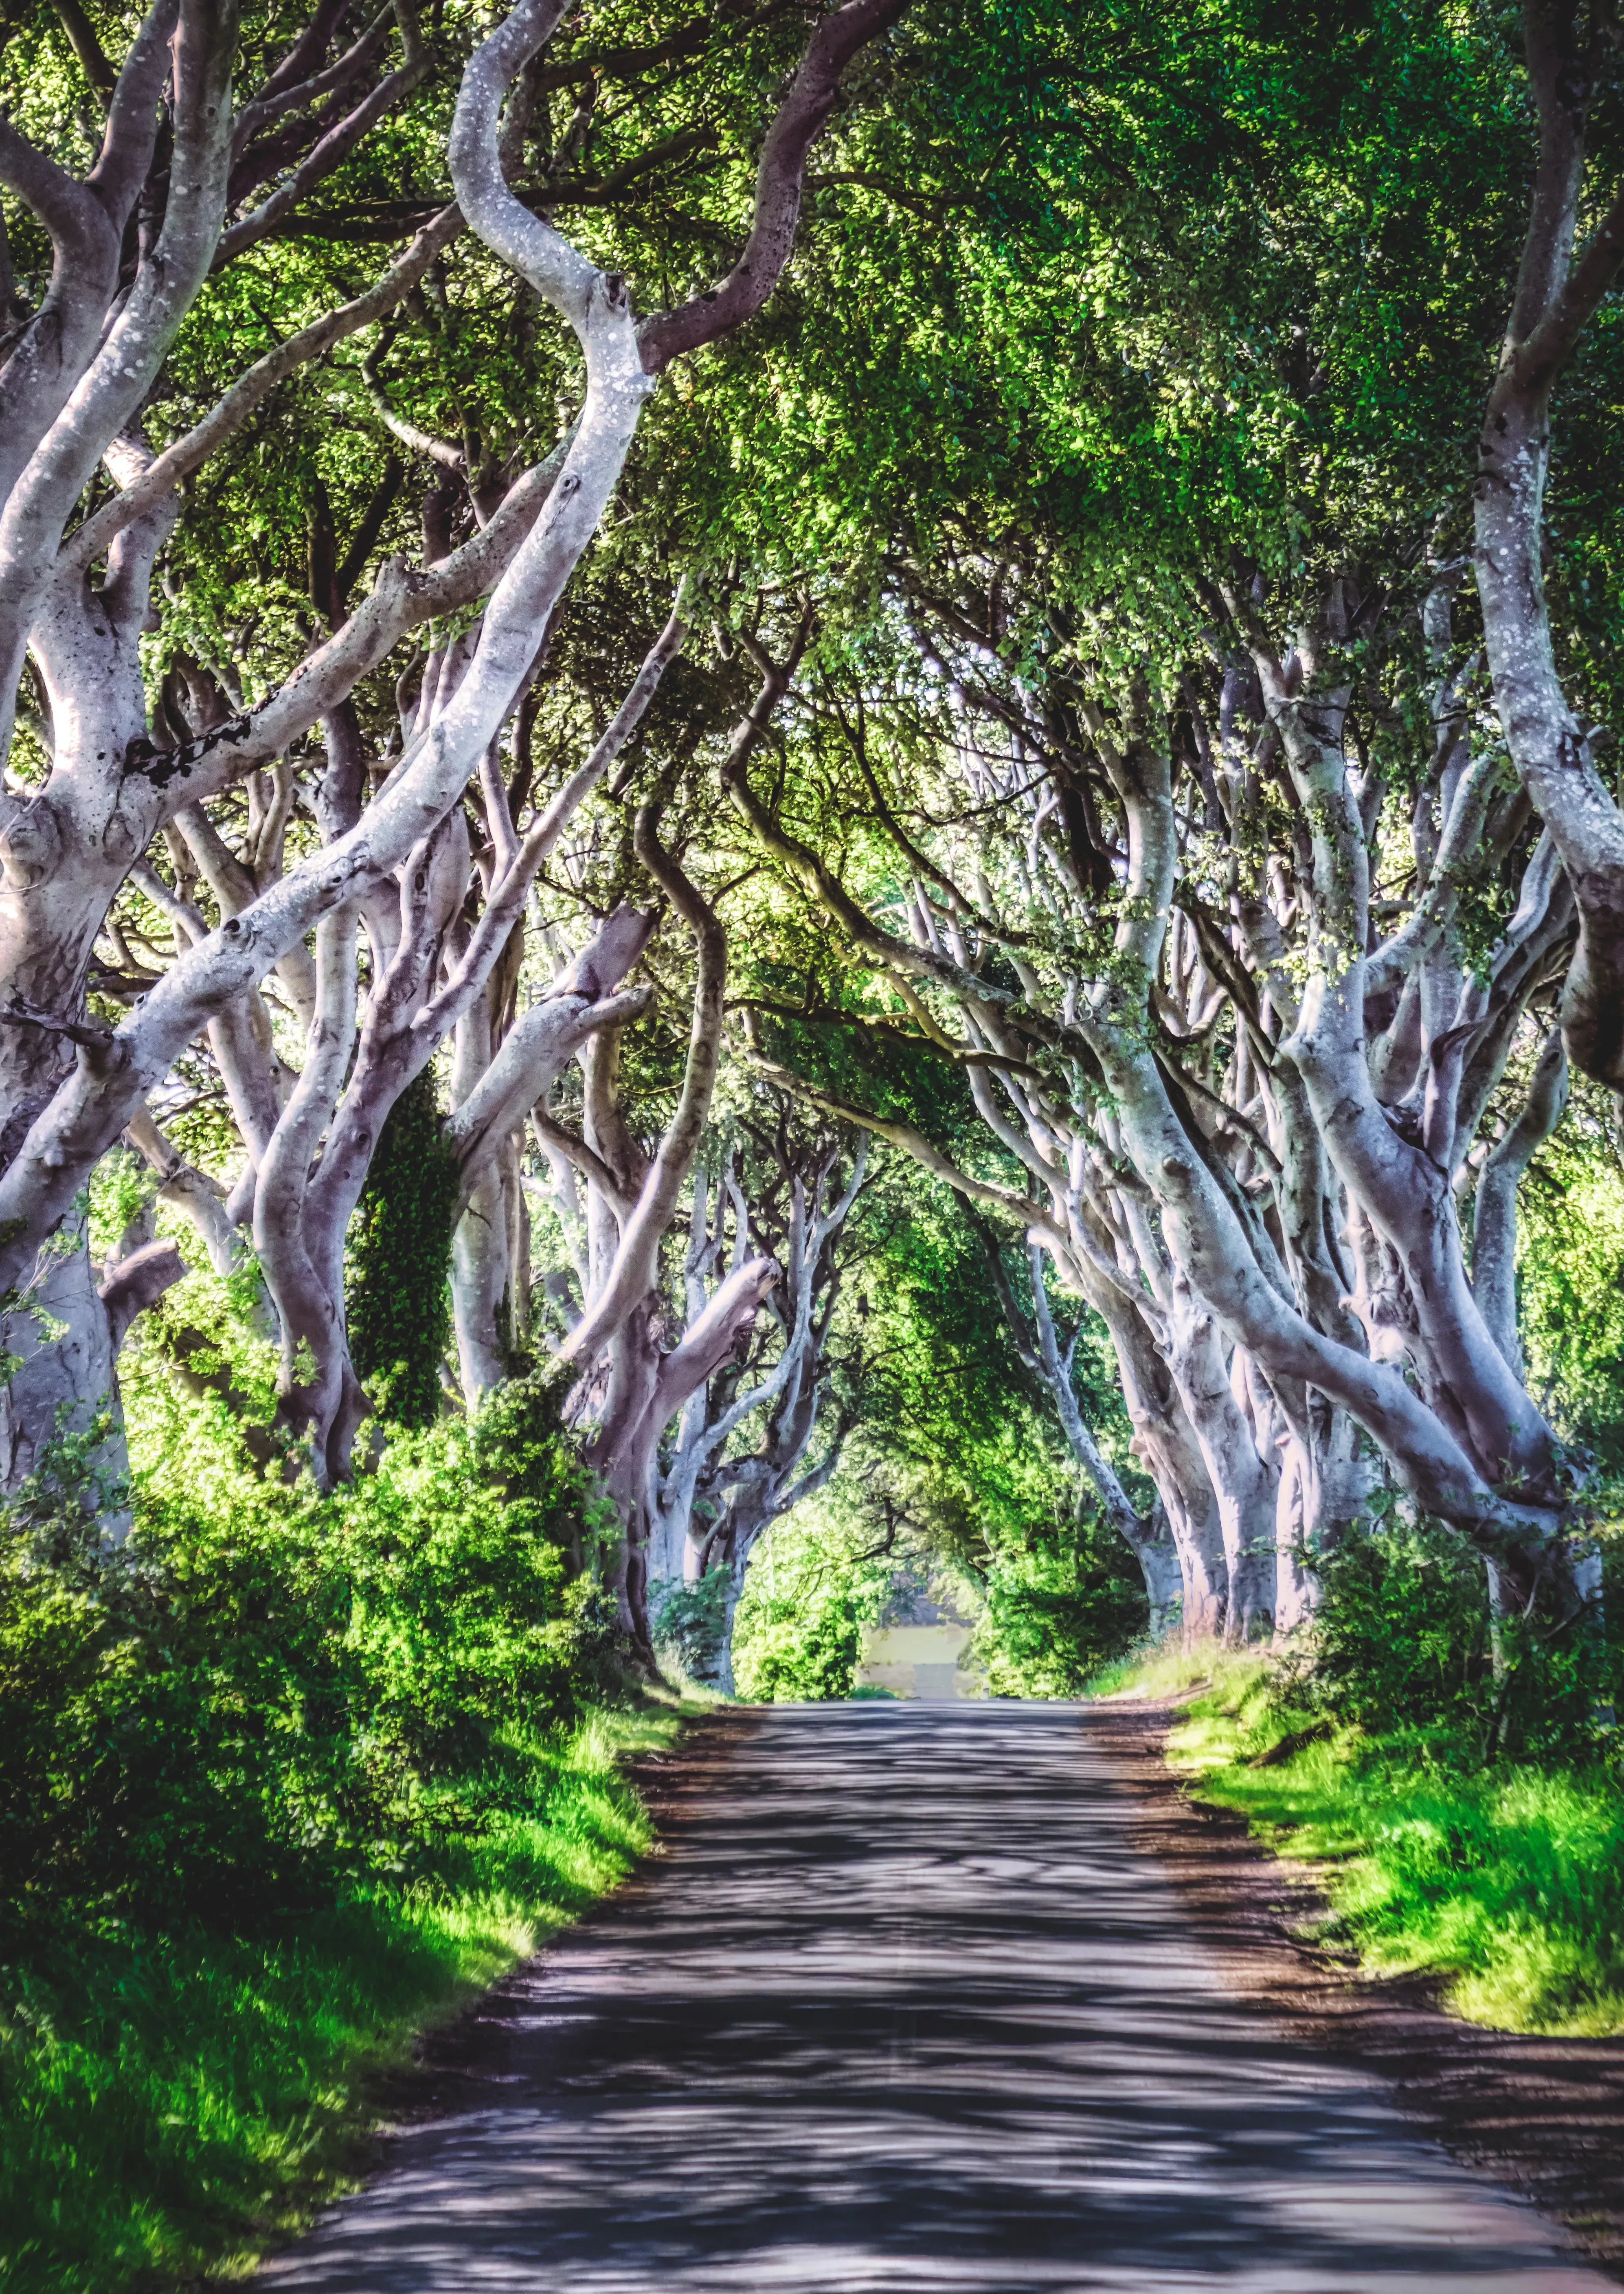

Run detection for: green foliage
[[0, 1372, 657, 2290], [1161, 1652, 1624, 2037], [1110, 1503, 1624, 2037], [85, 1149, 154, 1265], [467, 1365, 618, 1574], [970, 1508, 1147, 1698], [11, 2, 1624, 2241], [652, 1570, 730, 1684], [708, 1155, 1149, 1703], [0, 1705, 672, 2294], [1514, 1078, 1624, 1470], [1, 1376, 615, 1939], [346, 1070, 461, 1431], [1282, 1507, 1614, 1766], [1293, 1508, 1494, 1739], [731, 1504, 887, 1701], [735, 1582, 865, 1702]]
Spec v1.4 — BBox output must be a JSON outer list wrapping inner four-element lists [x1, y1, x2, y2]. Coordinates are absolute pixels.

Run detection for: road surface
[[262, 1701, 1610, 2292]]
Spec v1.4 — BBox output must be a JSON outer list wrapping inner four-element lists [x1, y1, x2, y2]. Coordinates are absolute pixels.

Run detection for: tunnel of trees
[[3, 0, 1624, 2276]]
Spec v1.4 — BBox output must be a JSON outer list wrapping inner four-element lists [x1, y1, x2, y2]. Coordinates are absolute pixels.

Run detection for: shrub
[[1295, 1509, 1492, 1739], [0, 1370, 616, 1944], [970, 1510, 1147, 1697], [652, 1570, 730, 1682], [1163, 1650, 1624, 2035], [735, 1586, 863, 1701], [0, 1360, 648, 2293], [1286, 1505, 1615, 1766]]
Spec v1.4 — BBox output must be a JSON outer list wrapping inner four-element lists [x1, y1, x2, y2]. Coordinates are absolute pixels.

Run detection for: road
[[262, 1701, 1611, 2292]]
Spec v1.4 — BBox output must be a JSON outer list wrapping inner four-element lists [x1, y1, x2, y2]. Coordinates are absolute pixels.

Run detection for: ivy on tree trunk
[[346, 1069, 459, 1432]]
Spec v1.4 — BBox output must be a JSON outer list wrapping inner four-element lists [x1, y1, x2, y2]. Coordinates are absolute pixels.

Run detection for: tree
[[0, 0, 908, 1507], [674, 0, 1623, 1633], [647, 1114, 867, 1688], [969, 1213, 1183, 1635]]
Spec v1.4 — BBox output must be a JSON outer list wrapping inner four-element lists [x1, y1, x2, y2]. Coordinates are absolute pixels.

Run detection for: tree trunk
[[0, 1203, 120, 1511]]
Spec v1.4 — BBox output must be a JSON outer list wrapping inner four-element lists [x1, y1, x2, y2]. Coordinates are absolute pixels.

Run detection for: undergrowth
[[1090, 1509, 1624, 2036], [1169, 1658, 1624, 2035], [0, 1702, 676, 2292], [1099, 1647, 1624, 2037], [0, 1345, 684, 2291]]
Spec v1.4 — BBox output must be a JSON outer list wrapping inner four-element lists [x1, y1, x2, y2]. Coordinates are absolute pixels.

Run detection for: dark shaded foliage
[[0, 1383, 614, 1946], [1285, 1507, 1618, 1767], [972, 1508, 1148, 1697], [347, 1069, 461, 1431]]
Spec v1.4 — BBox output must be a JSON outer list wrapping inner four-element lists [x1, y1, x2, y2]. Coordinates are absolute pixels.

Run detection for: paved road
[[263, 1703, 1611, 2292]]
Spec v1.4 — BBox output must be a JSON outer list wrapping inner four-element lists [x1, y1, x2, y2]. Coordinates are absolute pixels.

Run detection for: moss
[[347, 1070, 461, 1432]]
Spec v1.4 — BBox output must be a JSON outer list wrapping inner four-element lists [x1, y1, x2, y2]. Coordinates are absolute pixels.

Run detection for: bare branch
[[639, 0, 910, 371], [68, 205, 464, 572], [215, 21, 431, 268]]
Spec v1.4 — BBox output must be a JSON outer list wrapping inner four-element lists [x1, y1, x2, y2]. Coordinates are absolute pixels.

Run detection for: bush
[[1162, 1650, 1624, 2035], [735, 1585, 863, 1701], [1295, 1509, 1492, 1738], [970, 1510, 1147, 1697], [0, 1708, 667, 2293], [652, 1570, 730, 1682], [0, 1367, 649, 2290], [1286, 1505, 1614, 1766], [0, 1370, 617, 1943]]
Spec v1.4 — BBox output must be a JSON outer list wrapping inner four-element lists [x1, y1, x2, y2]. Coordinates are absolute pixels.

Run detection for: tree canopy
[[8, 6, 1624, 2272], [0, 0, 1621, 1678]]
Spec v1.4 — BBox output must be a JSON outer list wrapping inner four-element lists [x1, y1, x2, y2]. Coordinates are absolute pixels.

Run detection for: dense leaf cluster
[[346, 1069, 462, 1431], [1279, 1504, 1622, 1766], [0, 1376, 614, 1944]]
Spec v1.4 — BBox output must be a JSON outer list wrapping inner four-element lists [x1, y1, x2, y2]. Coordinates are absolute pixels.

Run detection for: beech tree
[[0, 0, 906, 1503], [725, 552, 1591, 1637], [513, 641, 863, 1661], [680, 0, 1624, 1638], [1471, 0, 1624, 1096], [2, 0, 1620, 1673], [969, 1213, 1183, 1633], [648, 1113, 865, 1683]]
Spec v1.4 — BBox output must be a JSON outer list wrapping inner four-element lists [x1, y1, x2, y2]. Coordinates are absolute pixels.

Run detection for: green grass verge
[[0, 1699, 685, 2292], [1096, 1647, 1624, 2037]]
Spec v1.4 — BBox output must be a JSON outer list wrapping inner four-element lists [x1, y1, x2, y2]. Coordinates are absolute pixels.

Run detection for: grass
[[0, 1698, 685, 2293], [1095, 1644, 1624, 2038], [1085, 1640, 1228, 1703]]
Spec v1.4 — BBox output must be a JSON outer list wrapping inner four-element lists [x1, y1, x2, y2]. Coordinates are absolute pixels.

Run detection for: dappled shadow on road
[[1092, 1699, 1624, 2283], [262, 1704, 1606, 2292]]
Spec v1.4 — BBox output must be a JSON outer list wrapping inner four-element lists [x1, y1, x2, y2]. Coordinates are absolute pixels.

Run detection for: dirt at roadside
[[1089, 1699, 1624, 2285]]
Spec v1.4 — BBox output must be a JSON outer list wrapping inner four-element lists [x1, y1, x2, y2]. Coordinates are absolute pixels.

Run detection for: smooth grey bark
[[1470, 1, 1624, 1093], [123, 1103, 238, 1276], [731, 716, 1263, 1638], [1472, 1026, 1568, 1381], [1073, 675, 1574, 1608], [733, 540, 1592, 1626], [514, 645, 825, 1660], [0, 0, 903, 1506], [586, 1263, 781, 1669], [974, 1214, 1183, 1633], [540, 878, 777, 1659], [439, 606, 688, 1408], [645, 1134, 866, 1684], [0, 1198, 117, 1500]]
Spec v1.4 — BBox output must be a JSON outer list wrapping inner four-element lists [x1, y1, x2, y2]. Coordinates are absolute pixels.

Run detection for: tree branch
[[638, 0, 909, 371]]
